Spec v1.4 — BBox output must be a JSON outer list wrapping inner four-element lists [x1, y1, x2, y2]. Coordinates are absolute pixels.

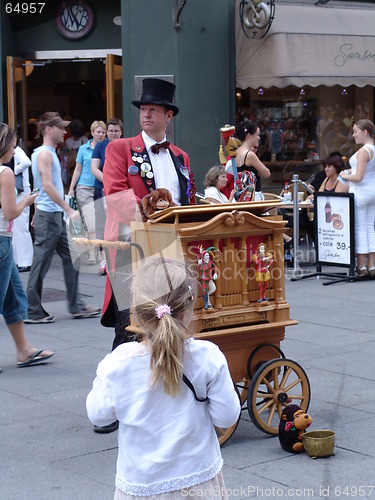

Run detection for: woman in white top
[[339, 119, 375, 276], [0, 123, 54, 369], [87, 258, 240, 499], [11, 145, 34, 271], [204, 165, 235, 203]]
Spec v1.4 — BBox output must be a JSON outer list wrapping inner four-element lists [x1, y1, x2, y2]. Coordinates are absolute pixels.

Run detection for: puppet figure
[[218, 124, 257, 202], [252, 242, 273, 302], [235, 170, 257, 202], [197, 246, 218, 310], [139, 188, 177, 221], [218, 124, 241, 165]]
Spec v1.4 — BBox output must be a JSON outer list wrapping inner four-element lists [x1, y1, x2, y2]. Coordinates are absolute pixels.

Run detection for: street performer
[[103, 80, 195, 338]]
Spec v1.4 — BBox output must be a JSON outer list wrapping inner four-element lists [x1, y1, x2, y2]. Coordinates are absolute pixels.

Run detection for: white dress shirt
[[204, 186, 230, 203], [142, 131, 181, 205]]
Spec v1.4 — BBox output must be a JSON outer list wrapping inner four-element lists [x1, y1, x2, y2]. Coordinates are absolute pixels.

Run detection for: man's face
[[50, 125, 66, 145], [139, 105, 173, 139], [107, 124, 122, 142]]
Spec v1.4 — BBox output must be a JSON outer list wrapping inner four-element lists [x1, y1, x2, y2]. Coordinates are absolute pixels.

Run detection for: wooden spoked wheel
[[216, 377, 249, 446], [247, 343, 285, 379], [247, 359, 310, 435]]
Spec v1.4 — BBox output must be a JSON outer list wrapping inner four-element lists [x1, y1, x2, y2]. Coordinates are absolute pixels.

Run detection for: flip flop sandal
[[17, 350, 54, 368]]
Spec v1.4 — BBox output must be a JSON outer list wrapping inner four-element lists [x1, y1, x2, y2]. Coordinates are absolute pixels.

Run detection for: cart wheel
[[247, 344, 285, 379], [247, 358, 310, 436], [216, 378, 249, 446]]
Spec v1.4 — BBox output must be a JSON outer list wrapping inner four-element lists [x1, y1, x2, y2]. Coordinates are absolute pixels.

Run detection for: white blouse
[[204, 186, 230, 203], [86, 339, 240, 496]]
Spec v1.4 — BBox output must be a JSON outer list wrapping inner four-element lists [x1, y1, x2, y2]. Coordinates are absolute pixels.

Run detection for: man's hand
[[68, 209, 80, 222]]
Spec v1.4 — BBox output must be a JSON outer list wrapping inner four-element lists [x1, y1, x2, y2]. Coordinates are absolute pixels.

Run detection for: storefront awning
[[236, 3, 375, 89]]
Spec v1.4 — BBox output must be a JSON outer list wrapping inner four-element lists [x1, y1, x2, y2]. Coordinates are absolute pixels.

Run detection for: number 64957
[[5, 3, 45, 14]]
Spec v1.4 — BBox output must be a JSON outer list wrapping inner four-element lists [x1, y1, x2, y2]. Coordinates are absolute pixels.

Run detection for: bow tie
[[151, 141, 170, 154]]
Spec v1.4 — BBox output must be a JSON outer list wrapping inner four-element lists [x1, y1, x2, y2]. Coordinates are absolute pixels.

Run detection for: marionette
[[197, 246, 218, 310], [139, 188, 177, 222], [252, 242, 273, 302], [218, 124, 241, 166], [235, 170, 257, 202], [218, 124, 256, 201]]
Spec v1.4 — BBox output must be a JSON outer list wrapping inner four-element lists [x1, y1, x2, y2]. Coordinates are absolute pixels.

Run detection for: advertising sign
[[314, 192, 355, 268]]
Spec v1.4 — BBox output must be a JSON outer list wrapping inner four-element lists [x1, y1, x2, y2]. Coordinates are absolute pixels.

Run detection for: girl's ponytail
[[132, 258, 196, 396]]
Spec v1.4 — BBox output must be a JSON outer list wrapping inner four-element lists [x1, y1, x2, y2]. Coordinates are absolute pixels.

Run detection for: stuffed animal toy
[[278, 404, 313, 453], [139, 188, 177, 221]]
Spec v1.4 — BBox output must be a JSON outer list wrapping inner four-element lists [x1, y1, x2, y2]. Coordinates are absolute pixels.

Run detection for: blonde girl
[[87, 257, 240, 499]]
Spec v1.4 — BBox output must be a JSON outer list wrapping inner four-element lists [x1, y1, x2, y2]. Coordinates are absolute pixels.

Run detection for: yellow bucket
[[302, 430, 335, 458]]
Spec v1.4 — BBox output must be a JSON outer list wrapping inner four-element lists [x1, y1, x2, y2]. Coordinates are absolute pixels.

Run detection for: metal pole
[[292, 174, 300, 271]]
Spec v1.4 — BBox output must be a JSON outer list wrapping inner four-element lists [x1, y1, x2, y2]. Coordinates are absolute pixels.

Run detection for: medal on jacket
[[128, 165, 139, 176], [140, 162, 151, 177], [131, 151, 144, 164], [180, 166, 189, 179]]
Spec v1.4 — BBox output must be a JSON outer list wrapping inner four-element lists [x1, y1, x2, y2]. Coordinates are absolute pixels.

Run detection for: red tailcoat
[[101, 133, 195, 327]]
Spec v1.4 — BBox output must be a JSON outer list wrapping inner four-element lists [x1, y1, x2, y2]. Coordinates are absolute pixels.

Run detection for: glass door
[[6, 56, 28, 149], [105, 54, 123, 121]]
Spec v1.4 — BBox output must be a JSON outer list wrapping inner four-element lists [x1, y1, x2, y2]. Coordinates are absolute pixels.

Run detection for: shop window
[[235, 85, 374, 191]]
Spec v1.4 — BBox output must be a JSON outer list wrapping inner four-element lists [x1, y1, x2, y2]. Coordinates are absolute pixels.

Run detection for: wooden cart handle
[[72, 238, 130, 250]]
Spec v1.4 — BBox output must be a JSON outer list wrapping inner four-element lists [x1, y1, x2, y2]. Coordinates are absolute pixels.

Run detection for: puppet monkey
[[139, 188, 177, 221]]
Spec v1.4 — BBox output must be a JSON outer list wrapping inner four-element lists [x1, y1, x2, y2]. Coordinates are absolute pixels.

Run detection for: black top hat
[[132, 78, 179, 116]]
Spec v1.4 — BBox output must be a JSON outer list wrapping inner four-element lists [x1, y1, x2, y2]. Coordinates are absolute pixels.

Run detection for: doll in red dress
[[252, 242, 273, 302]]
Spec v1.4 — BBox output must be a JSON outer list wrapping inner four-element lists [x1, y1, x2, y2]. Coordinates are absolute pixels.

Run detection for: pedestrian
[[25, 112, 101, 324], [86, 257, 240, 499], [339, 119, 375, 276], [6, 144, 34, 271], [0, 122, 54, 369], [232, 119, 271, 200], [91, 117, 123, 275], [58, 119, 88, 194], [68, 120, 106, 264]]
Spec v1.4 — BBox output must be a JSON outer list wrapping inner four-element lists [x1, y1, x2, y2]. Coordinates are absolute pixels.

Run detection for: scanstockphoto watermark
[[181, 485, 317, 497], [181, 484, 375, 497]]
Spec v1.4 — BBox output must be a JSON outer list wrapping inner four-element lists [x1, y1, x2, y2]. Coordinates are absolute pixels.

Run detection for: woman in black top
[[232, 120, 270, 200]]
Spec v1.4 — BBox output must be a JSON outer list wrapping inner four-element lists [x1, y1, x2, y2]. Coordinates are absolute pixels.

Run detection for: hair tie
[[155, 304, 173, 319]]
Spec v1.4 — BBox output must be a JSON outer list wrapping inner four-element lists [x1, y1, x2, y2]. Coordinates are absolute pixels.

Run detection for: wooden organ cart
[[128, 201, 311, 445]]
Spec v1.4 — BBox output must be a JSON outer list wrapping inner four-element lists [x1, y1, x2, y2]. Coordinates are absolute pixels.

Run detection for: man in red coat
[[102, 78, 195, 346]]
